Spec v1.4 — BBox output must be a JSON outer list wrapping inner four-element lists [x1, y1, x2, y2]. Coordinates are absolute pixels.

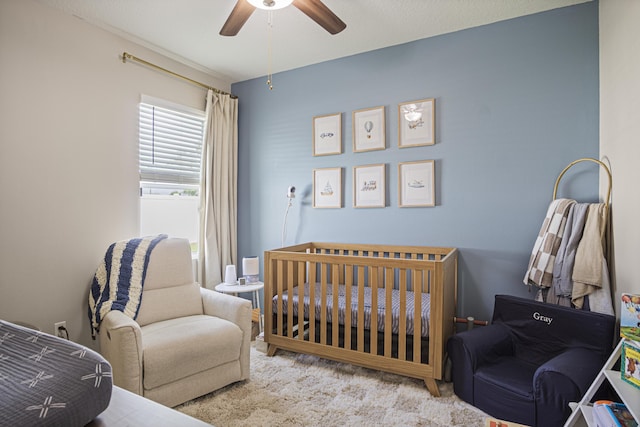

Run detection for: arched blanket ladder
[[552, 157, 612, 221], [524, 157, 614, 313]]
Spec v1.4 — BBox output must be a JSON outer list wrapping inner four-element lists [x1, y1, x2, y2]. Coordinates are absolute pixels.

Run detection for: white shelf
[[578, 404, 594, 427], [564, 339, 640, 426], [603, 369, 640, 420]]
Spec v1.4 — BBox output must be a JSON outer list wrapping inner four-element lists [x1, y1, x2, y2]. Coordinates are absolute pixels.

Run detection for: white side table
[[215, 281, 264, 332]]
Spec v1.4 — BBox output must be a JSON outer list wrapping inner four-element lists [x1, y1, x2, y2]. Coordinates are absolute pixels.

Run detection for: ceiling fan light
[[247, 0, 294, 10]]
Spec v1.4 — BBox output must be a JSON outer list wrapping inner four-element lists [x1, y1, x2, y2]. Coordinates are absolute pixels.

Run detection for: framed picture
[[398, 98, 435, 148], [398, 160, 435, 207], [313, 167, 342, 208], [313, 113, 341, 156], [353, 106, 385, 152], [353, 164, 385, 208]]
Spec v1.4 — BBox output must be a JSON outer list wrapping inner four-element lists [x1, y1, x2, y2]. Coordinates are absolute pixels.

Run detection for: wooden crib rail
[[271, 241, 456, 261]]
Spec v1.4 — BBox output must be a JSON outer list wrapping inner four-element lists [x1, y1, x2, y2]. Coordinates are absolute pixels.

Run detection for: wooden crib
[[263, 242, 458, 396]]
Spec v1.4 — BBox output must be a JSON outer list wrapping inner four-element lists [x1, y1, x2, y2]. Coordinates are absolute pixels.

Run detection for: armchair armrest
[[449, 323, 514, 369], [447, 323, 513, 404], [98, 310, 143, 395], [200, 288, 252, 380], [534, 347, 604, 427], [201, 287, 252, 328]]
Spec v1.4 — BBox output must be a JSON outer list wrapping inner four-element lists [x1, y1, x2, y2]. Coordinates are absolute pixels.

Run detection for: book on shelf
[[593, 400, 638, 427], [622, 340, 640, 390], [621, 293, 640, 343], [621, 293, 640, 391]]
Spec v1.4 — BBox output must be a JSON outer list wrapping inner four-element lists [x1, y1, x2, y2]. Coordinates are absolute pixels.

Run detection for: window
[[139, 96, 205, 251]]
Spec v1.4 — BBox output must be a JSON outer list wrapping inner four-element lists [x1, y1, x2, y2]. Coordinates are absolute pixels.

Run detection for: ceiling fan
[[220, 0, 346, 36]]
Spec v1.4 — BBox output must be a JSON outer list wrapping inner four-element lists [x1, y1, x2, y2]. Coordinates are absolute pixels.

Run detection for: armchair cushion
[[474, 357, 538, 423], [476, 357, 538, 398], [136, 282, 203, 327], [142, 315, 243, 389], [143, 237, 196, 290]]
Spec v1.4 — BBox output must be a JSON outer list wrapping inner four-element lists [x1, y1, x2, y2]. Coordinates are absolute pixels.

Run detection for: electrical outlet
[[54, 321, 66, 337]]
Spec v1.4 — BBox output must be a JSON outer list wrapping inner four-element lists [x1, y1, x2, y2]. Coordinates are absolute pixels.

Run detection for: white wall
[[0, 0, 229, 347], [599, 0, 640, 301]]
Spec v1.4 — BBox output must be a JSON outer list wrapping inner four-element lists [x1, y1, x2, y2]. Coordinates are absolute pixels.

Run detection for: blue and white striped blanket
[[88, 235, 167, 338]]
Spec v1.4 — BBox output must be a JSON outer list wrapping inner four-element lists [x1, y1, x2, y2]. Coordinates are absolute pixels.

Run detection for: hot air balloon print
[[364, 120, 373, 139], [353, 106, 385, 152]]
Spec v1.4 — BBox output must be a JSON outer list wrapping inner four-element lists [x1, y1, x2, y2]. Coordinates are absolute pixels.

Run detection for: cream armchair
[[98, 237, 251, 408]]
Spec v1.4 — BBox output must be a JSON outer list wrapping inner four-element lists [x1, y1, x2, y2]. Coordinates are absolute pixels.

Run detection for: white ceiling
[[37, 0, 591, 84]]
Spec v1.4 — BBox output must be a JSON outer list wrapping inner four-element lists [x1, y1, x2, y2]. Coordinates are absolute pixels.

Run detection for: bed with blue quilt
[[0, 319, 112, 426]]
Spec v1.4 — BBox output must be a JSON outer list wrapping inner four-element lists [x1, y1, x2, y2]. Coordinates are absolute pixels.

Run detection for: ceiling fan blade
[[292, 0, 346, 35], [220, 0, 256, 36]]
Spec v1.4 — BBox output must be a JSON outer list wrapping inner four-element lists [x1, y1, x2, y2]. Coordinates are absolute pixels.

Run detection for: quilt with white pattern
[[273, 282, 431, 338], [0, 320, 112, 426]]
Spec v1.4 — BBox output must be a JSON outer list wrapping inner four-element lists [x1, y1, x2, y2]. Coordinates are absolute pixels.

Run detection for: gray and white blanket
[[552, 202, 589, 297], [0, 320, 112, 426]]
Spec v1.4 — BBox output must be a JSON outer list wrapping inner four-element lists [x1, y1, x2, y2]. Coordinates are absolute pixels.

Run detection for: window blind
[[139, 102, 205, 185]]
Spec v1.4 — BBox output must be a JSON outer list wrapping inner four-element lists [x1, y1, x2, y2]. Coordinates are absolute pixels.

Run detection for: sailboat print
[[321, 181, 334, 196]]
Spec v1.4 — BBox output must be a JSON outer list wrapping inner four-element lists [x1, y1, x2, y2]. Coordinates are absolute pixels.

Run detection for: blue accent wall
[[232, 3, 599, 321]]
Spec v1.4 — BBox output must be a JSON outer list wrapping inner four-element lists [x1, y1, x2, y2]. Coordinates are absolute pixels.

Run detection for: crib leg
[[266, 344, 278, 357], [424, 378, 440, 397]]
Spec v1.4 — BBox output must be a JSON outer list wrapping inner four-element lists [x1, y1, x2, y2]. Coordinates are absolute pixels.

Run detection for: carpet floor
[[176, 344, 489, 426]]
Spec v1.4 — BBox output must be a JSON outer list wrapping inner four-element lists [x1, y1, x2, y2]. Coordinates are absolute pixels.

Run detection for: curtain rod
[[121, 52, 236, 99]]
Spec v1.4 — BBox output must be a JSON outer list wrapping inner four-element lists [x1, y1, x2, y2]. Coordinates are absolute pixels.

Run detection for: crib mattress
[[272, 283, 430, 338]]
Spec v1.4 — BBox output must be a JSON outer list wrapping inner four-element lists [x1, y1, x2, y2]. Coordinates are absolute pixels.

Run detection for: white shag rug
[[176, 344, 489, 427]]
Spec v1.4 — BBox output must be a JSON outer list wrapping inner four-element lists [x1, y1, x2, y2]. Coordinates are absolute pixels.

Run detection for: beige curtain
[[198, 89, 238, 288]]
